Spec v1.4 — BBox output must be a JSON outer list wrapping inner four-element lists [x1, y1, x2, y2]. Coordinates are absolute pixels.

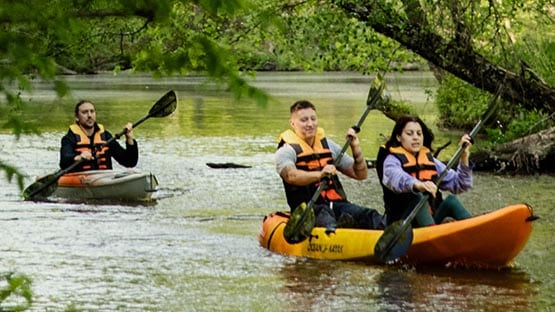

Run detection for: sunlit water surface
[[0, 72, 553, 311]]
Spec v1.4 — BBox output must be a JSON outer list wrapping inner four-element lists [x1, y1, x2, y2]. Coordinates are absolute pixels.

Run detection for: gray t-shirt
[[275, 138, 354, 176]]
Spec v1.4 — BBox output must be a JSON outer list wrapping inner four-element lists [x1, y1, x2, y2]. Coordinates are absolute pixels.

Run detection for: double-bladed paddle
[[283, 74, 389, 244], [374, 86, 503, 263], [22, 90, 178, 201]]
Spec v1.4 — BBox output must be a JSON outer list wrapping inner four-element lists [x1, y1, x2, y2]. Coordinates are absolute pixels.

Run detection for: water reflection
[[376, 266, 535, 312], [277, 259, 536, 311], [280, 259, 376, 311], [279, 259, 341, 309], [376, 269, 415, 311], [193, 97, 205, 130]]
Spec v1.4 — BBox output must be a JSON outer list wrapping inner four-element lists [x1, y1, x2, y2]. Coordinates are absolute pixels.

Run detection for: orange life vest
[[69, 124, 110, 170], [277, 128, 347, 210], [376, 145, 440, 225], [388, 146, 438, 181]]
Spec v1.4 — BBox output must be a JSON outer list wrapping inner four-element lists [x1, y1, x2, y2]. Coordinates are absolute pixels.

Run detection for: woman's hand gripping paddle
[[374, 86, 503, 263], [22, 90, 178, 201], [283, 74, 389, 244]]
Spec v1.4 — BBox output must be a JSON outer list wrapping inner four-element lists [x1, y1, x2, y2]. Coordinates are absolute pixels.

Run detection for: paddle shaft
[[376, 88, 502, 261], [303, 82, 385, 212], [113, 113, 151, 139], [303, 130, 355, 210]]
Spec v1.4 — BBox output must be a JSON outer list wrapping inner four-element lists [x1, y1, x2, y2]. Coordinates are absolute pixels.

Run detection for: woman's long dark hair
[[384, 115, 435, 152]]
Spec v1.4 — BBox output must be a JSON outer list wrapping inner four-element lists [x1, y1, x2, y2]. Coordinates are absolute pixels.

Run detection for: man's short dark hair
[[290, 100, 316, 113]]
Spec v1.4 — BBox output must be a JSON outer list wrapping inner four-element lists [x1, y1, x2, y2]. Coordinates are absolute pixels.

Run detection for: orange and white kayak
[[52, 169, 158, 202], [258, 204, 536, 269]]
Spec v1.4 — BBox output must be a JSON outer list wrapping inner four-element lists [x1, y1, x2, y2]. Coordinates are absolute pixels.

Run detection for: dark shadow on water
[[182, 214, 265, 222], [152, 186, 192, 200]]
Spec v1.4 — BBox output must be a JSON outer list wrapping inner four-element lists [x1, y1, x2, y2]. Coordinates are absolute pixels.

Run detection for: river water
[[0, 72, 553, 311]]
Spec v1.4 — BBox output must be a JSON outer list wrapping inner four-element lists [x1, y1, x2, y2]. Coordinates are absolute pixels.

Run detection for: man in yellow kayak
[[276, 100, 385, 233], [59, 100, 138, 172]]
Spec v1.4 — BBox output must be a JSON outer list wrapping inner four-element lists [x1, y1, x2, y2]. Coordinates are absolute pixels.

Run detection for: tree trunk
[[337, 1, 555, 114], [472, 126, 555, 173]]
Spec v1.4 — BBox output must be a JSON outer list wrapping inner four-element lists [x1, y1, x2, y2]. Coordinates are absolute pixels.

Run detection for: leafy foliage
[[0, 272, 33, 311], [436, 77, 499, 129], [436, 76, 555, 143], [486, 109, 555, 144], [0, 161, 26, 191]]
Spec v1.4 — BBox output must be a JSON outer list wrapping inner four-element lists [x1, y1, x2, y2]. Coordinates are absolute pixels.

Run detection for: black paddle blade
[[283, 202, 315, 244], [149, 90, 177, 118], [22, 174, 59, 201], [374, 220, 414, 263]]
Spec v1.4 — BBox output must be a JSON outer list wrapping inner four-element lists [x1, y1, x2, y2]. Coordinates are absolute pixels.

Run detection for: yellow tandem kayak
[[258, 204, 536, 269]]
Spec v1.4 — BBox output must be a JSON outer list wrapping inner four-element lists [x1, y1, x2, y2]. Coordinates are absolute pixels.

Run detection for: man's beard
[[80, 121, 94, 130]]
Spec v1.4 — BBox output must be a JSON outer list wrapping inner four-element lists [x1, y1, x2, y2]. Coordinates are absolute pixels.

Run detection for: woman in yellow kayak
[[377, 115, 473, 227]]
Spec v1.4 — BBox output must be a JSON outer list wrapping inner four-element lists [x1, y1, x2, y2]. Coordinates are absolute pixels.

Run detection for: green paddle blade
[[374, 220, 414, 263], [283, 202, 315, 244], [22, 174, 59, 201]]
